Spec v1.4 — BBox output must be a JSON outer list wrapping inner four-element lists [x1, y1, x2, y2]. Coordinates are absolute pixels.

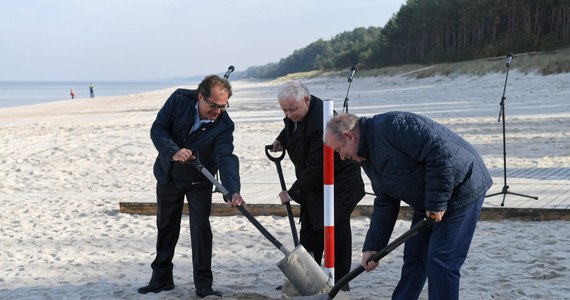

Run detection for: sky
[[0, 0, 407, 81]]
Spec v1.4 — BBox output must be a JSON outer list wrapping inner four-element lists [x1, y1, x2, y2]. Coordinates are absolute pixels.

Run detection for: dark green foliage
[[242, 0, 570, 78]]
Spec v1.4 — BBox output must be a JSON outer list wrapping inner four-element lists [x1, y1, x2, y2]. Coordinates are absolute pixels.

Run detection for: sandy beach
[[1, 71, 569, 299]]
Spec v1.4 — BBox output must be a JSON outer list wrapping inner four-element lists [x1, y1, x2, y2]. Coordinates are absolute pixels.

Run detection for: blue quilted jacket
[[360, 111, 492, 251]]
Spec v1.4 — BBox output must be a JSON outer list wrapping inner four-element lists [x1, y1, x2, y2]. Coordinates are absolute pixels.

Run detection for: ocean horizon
[[0, 79, 200, 108]]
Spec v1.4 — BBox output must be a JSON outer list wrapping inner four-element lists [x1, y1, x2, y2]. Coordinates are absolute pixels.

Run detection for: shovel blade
[[277, 245, 328, 296]]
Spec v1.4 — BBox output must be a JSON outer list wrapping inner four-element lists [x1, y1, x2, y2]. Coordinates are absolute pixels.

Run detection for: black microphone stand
[[485, 54, 538, 206], [213, 65, 235, 194], [341, 66, 374, 196], [342, 67, 355, 113], [223, 65, 234, 80]]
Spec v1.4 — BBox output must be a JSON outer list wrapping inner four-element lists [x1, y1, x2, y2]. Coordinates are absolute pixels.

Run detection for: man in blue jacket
[[139, 75, 244, 298], [325, 112, 492, 300]]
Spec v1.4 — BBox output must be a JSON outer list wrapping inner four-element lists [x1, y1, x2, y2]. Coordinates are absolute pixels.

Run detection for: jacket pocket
[[169, 162, 209, 190]]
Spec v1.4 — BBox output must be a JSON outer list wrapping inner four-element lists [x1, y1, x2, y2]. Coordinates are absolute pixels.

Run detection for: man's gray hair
[[277, 80, 310, 102], [326, 113, 360, 142]]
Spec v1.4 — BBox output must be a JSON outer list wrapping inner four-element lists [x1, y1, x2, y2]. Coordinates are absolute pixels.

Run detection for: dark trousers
[[299, 211, 354, 283], [149, 183, 214, 290], [392, 196, 485, 300]]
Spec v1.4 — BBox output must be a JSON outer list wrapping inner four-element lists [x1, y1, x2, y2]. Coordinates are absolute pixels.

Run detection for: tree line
[[243, 0, 570, 79]]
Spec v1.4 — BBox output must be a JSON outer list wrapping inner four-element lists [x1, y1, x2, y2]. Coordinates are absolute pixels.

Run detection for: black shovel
[[292, 216, 436, 300], [264, 144, 299, 247], [188, 157, 328, 295]]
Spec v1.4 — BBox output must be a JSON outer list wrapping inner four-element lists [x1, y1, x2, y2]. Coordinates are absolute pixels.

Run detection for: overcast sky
[[0, 0, 406, 81]]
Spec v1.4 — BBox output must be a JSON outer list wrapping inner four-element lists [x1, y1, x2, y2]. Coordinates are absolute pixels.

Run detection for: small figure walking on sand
[[70, 87, 75, 99], [89, 83, 95, 98]]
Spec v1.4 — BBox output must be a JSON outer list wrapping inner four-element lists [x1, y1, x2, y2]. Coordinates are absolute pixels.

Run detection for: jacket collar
[[282, 95, 317, 141], [357, 117, 370, 160]]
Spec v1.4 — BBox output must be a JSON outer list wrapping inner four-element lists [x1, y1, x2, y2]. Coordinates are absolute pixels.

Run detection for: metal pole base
[[486, 185, 538, 206]]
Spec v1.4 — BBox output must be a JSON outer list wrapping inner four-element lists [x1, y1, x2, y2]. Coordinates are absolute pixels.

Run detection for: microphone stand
[[342, 67, 355, 113], [213, 65, 235, 194], [341, 66, 374, 196], [485, 54, 538, 206], [223, 65, 234, 80]]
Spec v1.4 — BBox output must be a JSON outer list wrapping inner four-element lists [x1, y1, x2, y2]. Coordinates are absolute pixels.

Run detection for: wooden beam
[[118, 202, 570, 221]]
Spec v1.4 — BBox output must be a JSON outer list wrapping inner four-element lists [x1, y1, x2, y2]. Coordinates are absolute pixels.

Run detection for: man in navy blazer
[[139, 75, 244, 298]]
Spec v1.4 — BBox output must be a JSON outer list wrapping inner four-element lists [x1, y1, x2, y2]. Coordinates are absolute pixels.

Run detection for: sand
[[1, 71, 569, 299]]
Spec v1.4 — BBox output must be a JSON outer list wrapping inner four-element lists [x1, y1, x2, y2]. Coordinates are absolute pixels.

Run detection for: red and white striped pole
[[323, 99, 335, 284]]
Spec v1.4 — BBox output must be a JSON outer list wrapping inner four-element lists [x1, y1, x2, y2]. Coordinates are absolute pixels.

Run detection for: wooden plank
[[489, 167, 570, 181], [549, 167, 570, 179], [119, 202, 570, 221]]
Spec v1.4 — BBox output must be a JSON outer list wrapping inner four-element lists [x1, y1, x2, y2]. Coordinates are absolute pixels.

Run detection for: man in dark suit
[[271, 80, 365, 290], [139, 75, 244, 298]]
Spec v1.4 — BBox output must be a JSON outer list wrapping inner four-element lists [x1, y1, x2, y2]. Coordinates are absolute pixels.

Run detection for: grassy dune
[[276, 47, 570, 80]]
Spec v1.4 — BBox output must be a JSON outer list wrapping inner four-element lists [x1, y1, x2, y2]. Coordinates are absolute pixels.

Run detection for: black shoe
[[137, 282, 175, 294], [196, 287, 222, 298]]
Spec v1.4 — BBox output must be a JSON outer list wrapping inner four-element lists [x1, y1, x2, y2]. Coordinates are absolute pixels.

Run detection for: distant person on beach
[[70, 88, 75, 99], [139, 75, 244, 298], [89, 83, 94, 98], [324, 112, 493, 300], [270, 80, 365, 290]]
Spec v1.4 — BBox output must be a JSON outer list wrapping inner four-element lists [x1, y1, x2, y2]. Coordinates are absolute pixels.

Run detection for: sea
[[0, 79, 200, 108]]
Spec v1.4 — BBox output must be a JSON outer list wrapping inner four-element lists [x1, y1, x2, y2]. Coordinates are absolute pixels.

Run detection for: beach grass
[[275, 47, 570, 81]]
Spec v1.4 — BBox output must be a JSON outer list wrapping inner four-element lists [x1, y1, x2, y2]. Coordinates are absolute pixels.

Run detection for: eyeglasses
[[203, 97, 229, 111]]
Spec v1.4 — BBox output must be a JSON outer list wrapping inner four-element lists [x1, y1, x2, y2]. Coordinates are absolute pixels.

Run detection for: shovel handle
[[264, 145, 287, 191], [188, 157, 289, 254], [284, 202, 299, 247], [265, 144, 286, 162], [265, 144, 300, 247], [327, 217, 435, 298]]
